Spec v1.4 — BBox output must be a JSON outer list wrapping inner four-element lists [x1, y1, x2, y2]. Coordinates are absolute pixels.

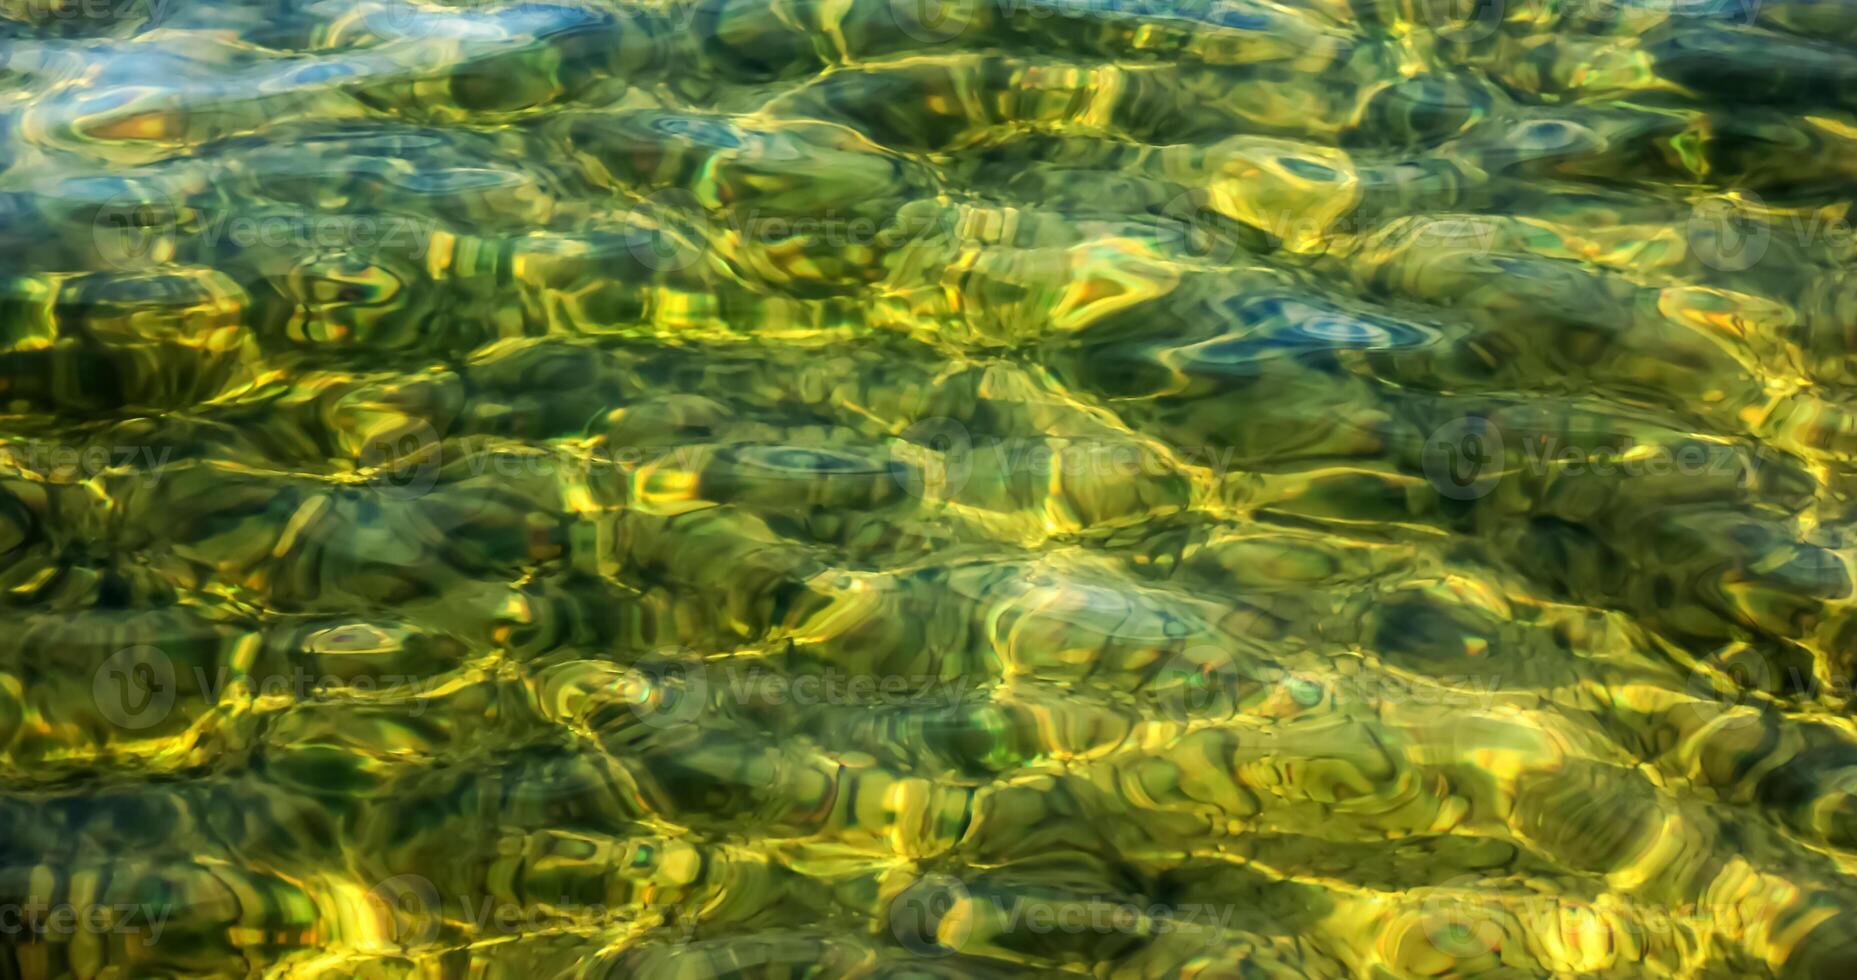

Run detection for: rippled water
[[5, 0, 1857, 976]]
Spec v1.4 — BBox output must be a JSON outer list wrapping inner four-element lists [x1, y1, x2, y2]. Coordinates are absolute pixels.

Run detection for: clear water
[[4, 0, 1857, 977]]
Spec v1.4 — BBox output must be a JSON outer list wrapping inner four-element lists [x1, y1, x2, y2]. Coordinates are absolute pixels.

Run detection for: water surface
[[4, 0, 1857, 977]]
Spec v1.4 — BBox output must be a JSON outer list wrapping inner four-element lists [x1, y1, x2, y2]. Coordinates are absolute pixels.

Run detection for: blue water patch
[[650, 115, 749, 149]]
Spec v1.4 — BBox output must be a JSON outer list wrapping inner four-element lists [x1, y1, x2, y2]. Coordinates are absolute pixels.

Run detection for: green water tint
[[4, 0, 1857, 976]]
